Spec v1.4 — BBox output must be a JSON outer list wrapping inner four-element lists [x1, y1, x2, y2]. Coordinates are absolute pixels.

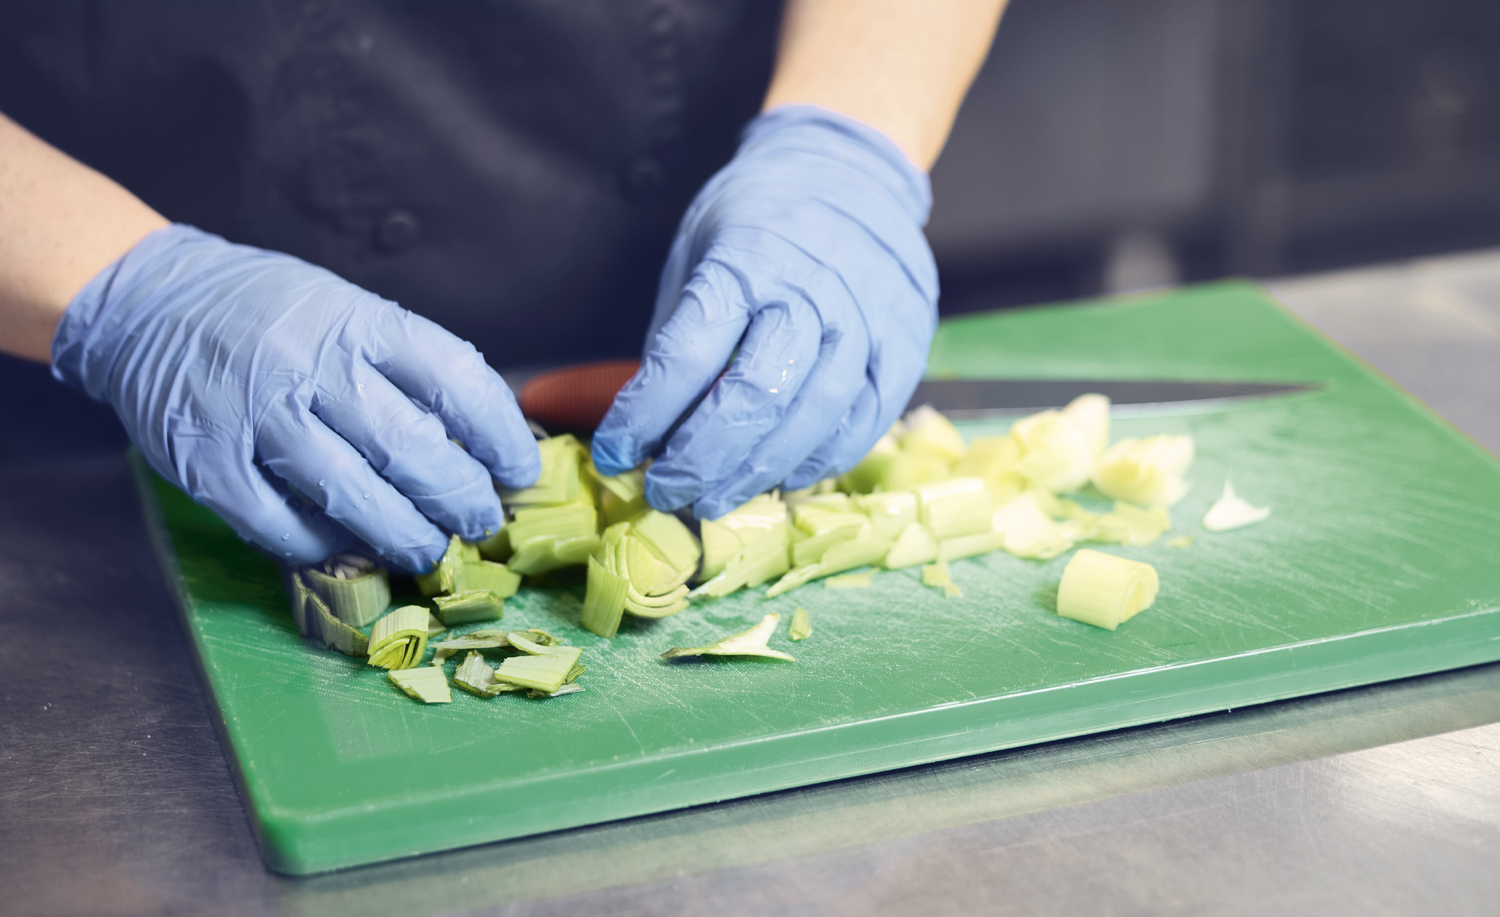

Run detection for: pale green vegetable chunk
[[661, 612, 795, 662], [921, 559, 963, 598], [1092, 502, 1171, 546], [366, 605, 430, 669], [453, 651, 518, 697], [388, 665, 452, 703], [789, 608, 813, 641], [415, 535, 468, 597], [432, 590, 504, 626], [457, 560, 521, 598], [1056, 549, 1159, 630], [883, 521, 939, 569], [495, 645, 585, 694], [825, 572, 873, 588], [916, 477, 994, 539], [1091, 435, 1194, 507], [302, 554, 390, 627], [291, 573, 369, 657], [581, 555, 630, 638]]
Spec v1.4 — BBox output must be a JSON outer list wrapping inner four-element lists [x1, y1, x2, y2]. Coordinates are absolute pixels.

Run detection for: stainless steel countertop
[[4, 251, 1499, 916]]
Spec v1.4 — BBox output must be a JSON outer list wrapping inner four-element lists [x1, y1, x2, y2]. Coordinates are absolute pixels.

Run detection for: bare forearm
[[763, 0, 1007, 171], [0, 112, 168, 363]]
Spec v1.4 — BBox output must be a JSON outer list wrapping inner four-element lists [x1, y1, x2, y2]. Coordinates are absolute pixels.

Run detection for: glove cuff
[[742, 104, 934, 227], [50, 223, 215, 400]]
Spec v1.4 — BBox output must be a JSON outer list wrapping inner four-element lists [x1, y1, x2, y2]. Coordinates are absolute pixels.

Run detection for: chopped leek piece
[[661, 612, 796, 661], [938, 529, 1007, 562], [690, 521, 792, 599], [582, 555, 629, 638], [428, 628, 559, 653], [293, 573, 370, 656], [1093, 502, 1171, 546], [476, 526, 510, 563], [884, 521, 940, 569], [916, 476, 994, 538], [494, 645, 584, 693], [789, 607, 813, 641], [853, 490, 919, 540], [1009, 394, 1109, 493], [388, 666, 452, 703], [367, 605, 430, 670], [1202, 481, 1270, 532], [415, 535, 467, 596], [426, 612, 446, 639], [1056, 549, 1159, 630], [302, 554, 390, 627], [456, 560, 521, 598], [498, 434, 591, 508], [698, 494, 789, 582], [921, 559, 963, 598], [507, 503, 600, 576], [791, 521, 868, 567], [1091, 434, 1194, 507], [624, 583, 690, 618], [629, 510, 702, 579], [1167, 535, 1194, 548], [847, 450, 952, 494], [432, 590, 504, 626], [898, 404, 967, 463], [817, 535, 893, 574], [992, 492, 1076, 559], [825, 571, 873, 588], [453, 651, 516, 697], [765, 563, 826, 598]]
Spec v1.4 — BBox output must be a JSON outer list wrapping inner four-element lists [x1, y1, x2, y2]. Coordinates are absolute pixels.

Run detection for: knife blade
[[512, 361, 1320, 432], [907, 379, 1320, 419]]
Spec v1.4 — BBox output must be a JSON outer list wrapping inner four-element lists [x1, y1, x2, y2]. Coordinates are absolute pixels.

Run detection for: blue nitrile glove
[[591, 105, 938, 519], [51, 225, 540, 572]]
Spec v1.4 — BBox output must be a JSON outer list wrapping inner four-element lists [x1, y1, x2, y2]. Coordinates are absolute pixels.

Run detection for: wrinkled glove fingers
[[783, 383, 887, 491], [365, 306, 540, 489], [642, 287, 823, 511], [255, 406, 451, 572], [691, 320, 869, 519], [179, 448, 357, 564], [591, 259, 757, 476], [312, 361, 504, 542]]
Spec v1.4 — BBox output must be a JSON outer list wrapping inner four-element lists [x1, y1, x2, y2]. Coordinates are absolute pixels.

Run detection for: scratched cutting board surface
[[135, 280, 1500, 875]]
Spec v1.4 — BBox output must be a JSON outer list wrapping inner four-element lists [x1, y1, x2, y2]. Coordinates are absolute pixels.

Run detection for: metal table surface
[[4, 252, 1500, 917]]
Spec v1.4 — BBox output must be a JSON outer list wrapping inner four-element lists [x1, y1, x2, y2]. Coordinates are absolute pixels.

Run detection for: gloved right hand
[[51, 225, 539, 572]]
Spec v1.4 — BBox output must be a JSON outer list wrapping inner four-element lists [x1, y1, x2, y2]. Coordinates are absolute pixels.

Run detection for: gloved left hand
[[50, 225, 539, 572], [591, 104, 939, 520]]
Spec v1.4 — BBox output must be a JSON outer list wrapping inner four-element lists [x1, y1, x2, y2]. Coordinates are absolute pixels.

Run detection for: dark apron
[[0, 0, 783, 369]]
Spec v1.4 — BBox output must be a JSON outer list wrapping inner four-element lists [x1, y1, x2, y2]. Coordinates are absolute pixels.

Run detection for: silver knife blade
[[906, 379, 1320, 418]]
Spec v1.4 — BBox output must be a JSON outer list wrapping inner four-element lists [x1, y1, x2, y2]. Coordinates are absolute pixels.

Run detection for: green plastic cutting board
[[134, 280, 1500, 875]]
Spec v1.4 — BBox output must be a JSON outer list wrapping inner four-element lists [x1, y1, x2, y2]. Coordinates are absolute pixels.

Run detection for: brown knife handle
[[518, 360, 641, 435]]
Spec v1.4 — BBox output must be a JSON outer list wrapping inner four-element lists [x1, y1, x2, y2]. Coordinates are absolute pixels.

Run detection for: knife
[[512, 360, 1318, 433]]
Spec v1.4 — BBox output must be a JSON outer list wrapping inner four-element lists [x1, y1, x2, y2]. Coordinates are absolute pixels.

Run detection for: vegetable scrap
[[388, 666, 451, 704], [788, 608, 813, 641], [921, 559, 963, 598], [1202, 481, 1271, 532], [662, 613, 796, 661]]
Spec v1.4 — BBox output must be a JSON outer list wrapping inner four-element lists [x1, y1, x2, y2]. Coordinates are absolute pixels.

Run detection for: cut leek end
[[1202, 480, 1271, 532], [662, 612, 795, 661], [388, 666, 452, 703], [1056, 549, 1159, 630], [788, 607, 813, 641]]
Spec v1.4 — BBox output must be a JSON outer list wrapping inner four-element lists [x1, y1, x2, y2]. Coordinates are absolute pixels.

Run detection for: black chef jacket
[[0, 1, 784, 369]]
